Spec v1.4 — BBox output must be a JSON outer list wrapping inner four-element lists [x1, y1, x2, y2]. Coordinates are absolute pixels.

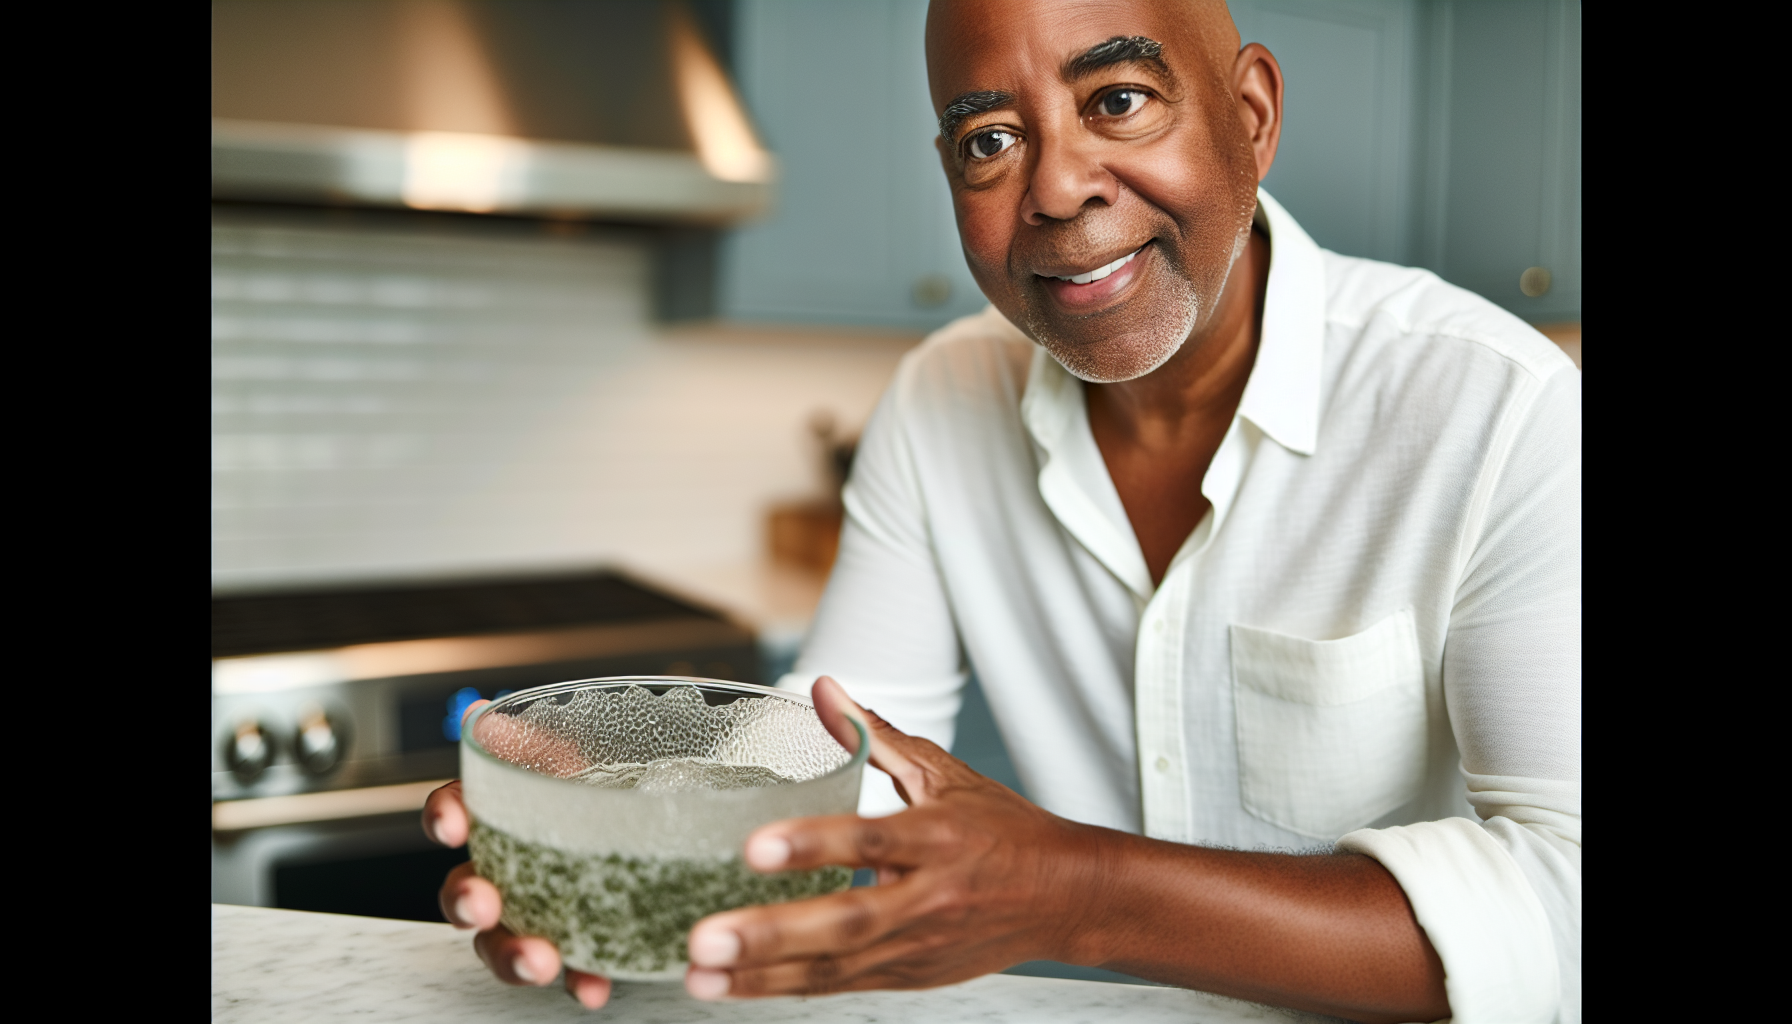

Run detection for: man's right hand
[[422, 702, 613, 1010]]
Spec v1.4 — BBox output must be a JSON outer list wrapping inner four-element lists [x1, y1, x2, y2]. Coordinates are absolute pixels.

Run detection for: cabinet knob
[[911, 274, 953, 308], [1520, 266, 1552, 297]]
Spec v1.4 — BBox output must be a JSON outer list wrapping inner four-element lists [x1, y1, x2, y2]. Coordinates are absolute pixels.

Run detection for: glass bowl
[[460, 676, 868, 980]]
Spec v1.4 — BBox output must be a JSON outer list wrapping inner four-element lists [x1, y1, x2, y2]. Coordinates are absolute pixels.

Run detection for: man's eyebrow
[[1062, 35, 1173, 84], [937, 90, 1015, 142]]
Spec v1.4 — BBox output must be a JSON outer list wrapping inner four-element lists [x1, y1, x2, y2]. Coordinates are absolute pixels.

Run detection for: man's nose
[[1021, 130, 1119, 224]]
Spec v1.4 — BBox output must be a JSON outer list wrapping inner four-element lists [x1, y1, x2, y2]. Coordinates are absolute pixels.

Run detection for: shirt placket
[[1135, 564, 1192, 843]]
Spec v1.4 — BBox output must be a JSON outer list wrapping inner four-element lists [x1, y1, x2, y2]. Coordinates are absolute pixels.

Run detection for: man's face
[[926, 0, 1262, 382]]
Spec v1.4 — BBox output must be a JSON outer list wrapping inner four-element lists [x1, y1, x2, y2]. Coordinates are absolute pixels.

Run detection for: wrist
[[1043, 823, 1140, 968]]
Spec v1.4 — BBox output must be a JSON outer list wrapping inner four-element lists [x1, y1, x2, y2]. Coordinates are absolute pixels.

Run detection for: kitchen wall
[[212, 206, 912, 594]]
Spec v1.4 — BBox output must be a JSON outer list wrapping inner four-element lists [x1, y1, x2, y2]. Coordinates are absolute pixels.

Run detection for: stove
[[210, 568, 759, 918]]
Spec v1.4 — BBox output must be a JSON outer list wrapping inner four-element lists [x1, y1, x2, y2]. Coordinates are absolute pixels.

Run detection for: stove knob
[[224, 720, 274, 784], [294, 705, 349, 776]]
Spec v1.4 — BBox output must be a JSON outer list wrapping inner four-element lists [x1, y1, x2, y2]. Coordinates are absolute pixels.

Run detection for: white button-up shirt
[[782, 191, 1580, 1024]]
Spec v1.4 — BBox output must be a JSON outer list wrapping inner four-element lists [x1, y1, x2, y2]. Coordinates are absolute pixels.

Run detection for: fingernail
[[687, 968, 730, 1000], [688, 927, 740, 967], [451, 895, 477, 929], [745, 834, 791, 870], [425, 817, 448, 846], [513, 956, 540, 984]]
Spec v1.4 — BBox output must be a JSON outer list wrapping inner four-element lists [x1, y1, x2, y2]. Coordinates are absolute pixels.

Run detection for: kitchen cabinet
[[1233, 0, 1424, 267], [1425, 0, 1581, 322], [1222, 0, 1580, 321], [719, 0, 986, 330]]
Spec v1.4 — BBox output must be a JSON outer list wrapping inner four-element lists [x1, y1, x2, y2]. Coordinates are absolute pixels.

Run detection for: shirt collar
[[1238, 188, 1324, 457], [1021, 345, 1156, 598]]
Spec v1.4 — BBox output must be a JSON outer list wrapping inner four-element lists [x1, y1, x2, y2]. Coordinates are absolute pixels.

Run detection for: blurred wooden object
[[766, 409, 858, 574], [1535, 322, 1581, 369], [767, 500, 843, 572]]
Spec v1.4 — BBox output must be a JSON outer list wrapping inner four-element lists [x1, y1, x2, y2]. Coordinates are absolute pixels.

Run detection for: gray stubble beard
[[1024, 218, 1251, 385]]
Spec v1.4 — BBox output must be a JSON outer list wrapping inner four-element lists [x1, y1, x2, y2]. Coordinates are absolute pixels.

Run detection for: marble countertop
[[213, 904, 1340, 1023]]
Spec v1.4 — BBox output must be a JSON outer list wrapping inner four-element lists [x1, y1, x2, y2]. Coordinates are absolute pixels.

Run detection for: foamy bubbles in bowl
[[572, 758, 798, 792], [480, 683, 850, 784]]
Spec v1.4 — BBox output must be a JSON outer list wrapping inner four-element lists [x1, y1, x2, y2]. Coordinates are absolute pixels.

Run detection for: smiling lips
[[1049, 247, 1142, 284], [1037, 244, 1149, 309]]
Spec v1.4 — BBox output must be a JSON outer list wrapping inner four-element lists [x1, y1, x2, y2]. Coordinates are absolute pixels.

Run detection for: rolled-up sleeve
[[1341, 362, 1581, 1023]]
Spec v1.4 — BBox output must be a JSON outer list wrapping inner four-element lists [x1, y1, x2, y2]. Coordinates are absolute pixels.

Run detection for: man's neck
[[1084, 225, 1270, 585]]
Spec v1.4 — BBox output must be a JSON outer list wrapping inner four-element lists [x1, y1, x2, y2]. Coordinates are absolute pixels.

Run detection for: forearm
[[1070, 833, 1448, 1024], [679, 704, 1452, 1021]]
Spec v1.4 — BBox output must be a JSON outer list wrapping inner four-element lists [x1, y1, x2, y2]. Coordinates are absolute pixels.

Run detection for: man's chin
[[1013, 263, 1203, 384], [1037, 331, 1187, 384], [1023, 300, 1200, 384]]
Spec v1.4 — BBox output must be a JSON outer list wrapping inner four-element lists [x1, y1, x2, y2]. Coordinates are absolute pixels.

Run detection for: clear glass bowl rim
[[460, 674, 870, 789]]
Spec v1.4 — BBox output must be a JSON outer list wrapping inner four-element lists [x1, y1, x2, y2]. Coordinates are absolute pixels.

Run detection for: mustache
[[1009, 202, 1180, 278]]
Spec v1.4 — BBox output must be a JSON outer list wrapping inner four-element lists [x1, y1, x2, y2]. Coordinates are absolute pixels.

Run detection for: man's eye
[[1097, 89, 1147, 117], [967, 130, 1017, 160]]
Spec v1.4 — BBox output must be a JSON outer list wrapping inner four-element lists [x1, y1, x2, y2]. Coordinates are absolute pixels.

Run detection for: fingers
[[447, 859, 605, 1001], [440, 861, 503, 931], [688, 884, 913, 971], [687, 933, 943, 999], [744, 812, 957, 873], [564, 970, 611, 1010], [473, 923, 561, 986], [811, 676, 951, 807], [422, 781, 469, 847], [467, 700, 590, 779], [810, 675, 868, 754], [461, 698, 491, 727], [421, 699, 487, 846]]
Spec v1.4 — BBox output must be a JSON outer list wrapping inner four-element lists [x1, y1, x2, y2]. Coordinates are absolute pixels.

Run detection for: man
[[424, 2, 1580, 1021]]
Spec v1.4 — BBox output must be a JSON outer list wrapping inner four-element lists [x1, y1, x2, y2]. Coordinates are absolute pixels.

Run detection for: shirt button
[[1155, 756, 1170, 773]]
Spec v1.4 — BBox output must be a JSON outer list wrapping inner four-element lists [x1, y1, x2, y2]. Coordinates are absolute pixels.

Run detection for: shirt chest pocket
[[1230, 608, 1428, 838]]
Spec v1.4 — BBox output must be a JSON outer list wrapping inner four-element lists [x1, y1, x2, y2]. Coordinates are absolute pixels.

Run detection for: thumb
[[810, 675, 936, 807]]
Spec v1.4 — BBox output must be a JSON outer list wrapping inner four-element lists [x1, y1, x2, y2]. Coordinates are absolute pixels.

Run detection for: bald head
[[922, 0, 1280, 383], [928, 0, 1243, 139]]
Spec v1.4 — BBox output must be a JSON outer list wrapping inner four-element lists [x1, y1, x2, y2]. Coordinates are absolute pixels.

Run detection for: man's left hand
[[683, 676, 1109, 999]]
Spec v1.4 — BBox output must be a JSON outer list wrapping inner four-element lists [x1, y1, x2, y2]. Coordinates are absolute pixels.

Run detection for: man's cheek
[[953, 186, 1013, 249], [963, 257, 1015, 312], [954, 214, 1017, 301]]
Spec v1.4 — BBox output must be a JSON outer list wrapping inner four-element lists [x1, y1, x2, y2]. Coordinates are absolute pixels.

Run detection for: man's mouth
[[1047, 247, 1142, 284], [1035, 244, 1150, 310]]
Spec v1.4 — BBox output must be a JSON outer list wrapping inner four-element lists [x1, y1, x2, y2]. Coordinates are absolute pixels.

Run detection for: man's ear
[[1233, 43, 1283, 182]]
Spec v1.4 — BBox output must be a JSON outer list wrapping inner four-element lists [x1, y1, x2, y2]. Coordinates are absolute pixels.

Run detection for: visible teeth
[[1055, 248, 1140, 285]]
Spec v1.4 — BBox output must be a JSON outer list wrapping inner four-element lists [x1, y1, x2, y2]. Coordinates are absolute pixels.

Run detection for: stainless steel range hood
[[212, 0, 773, 223]]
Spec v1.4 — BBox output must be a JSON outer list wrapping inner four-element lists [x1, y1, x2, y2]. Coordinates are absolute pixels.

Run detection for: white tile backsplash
[[212, 210, 914, 592]]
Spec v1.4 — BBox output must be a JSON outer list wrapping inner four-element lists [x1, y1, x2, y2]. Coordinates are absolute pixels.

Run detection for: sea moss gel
[[461, 680, 866, 981]]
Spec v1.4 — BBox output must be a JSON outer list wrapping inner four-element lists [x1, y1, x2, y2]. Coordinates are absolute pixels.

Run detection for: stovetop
[[211, 569, 760, 807], [213, 569, 717, 657]]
